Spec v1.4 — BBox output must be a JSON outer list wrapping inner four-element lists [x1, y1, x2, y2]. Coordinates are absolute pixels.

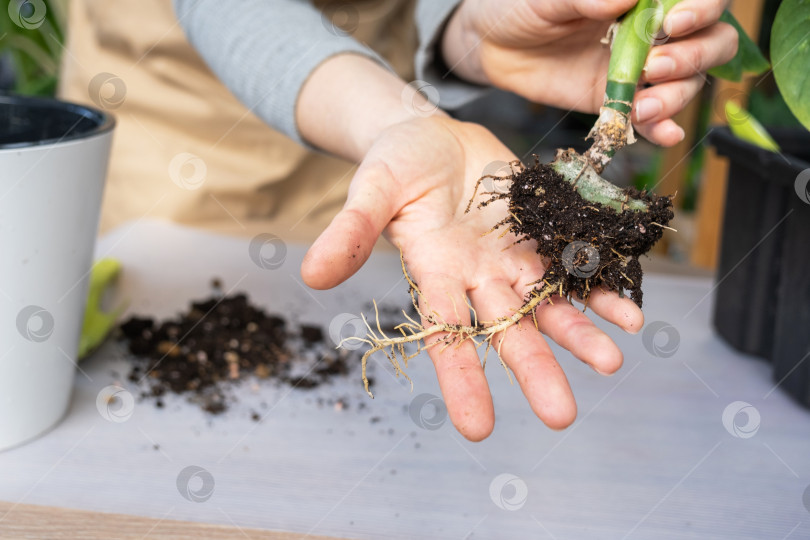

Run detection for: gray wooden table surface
[[1, 220, 808, 540]]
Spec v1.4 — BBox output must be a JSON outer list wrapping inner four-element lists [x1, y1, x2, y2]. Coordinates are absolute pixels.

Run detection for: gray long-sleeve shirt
[[173, 0, 487, 146]]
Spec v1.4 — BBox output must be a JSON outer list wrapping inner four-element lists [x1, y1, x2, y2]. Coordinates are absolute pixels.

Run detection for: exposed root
[[340, 250, 559, 398], [465, 160, 524, 214], [650, 222, 678, 232]]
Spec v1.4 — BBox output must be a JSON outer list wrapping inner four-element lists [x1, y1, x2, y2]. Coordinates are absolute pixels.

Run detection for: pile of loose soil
[[119, 285, 354, 414], [502, 160, 673, 307]]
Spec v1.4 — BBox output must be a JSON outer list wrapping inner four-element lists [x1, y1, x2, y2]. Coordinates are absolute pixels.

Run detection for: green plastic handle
[[78, 258, 125, 359]]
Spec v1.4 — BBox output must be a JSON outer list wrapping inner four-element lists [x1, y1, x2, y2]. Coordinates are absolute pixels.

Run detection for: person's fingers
[[663, 0, 729, 38], [573, 287, 645, 334], [301, 160, 400, 290], [533, 298, 624, 375], [415, 271, 495, 442], [644, 24, 739, 83], [469, 281, 577, 430], [634, 117, 686, 147], [633, 75, 704, 126]]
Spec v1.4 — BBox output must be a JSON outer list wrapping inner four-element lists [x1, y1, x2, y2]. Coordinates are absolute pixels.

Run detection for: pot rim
[[708, 125, 810, 187], [0, 93, 115, 150]]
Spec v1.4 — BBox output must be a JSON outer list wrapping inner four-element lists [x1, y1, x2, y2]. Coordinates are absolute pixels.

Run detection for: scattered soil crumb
[[119, 291, 358, 414]]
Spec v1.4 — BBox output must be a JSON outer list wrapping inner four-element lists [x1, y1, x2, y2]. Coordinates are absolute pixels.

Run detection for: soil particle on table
[[119, 289, 357, 414], [300, 325, 324, 346]]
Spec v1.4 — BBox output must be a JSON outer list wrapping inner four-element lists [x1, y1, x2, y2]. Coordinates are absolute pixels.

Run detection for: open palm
[[301, 116, 643, 441]]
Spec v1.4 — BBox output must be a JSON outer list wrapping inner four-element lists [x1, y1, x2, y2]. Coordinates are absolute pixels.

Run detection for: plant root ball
[[503, 163, 674, 307]]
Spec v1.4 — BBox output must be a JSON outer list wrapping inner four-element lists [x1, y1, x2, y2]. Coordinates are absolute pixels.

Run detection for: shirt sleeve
[[414, 0, 490, 109], [173, 0, 391, 145]]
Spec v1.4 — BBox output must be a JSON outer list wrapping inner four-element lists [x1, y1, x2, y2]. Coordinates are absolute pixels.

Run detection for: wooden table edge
[[0, 500, 350, 539]]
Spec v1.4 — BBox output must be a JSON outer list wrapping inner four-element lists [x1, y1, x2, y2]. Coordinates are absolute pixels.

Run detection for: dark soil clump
[[500, 161, 673, 307], [119, 291, 355, 414]]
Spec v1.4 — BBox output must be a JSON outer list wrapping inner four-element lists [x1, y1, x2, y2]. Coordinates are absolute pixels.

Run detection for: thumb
[[301, 161, 399, 290]]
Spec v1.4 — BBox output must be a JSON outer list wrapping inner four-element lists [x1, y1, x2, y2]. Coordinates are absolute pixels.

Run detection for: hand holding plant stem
[[544, 0, 689, 217], [585, 0, 686, 172], [441, 0, 738, 147]]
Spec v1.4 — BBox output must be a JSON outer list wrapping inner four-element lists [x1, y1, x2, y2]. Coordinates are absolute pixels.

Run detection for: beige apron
[[59, 0, 416, 242]]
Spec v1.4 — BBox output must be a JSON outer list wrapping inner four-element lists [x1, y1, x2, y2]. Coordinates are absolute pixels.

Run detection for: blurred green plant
[[748, 83, 802, 129], [770, 0, 810, 130], [677, 0, 808, 219], [0, 0, 66, 96], [718, 2, 807, 130]]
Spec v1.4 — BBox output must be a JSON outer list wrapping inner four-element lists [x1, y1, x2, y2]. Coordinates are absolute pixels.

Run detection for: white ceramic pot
[[0, 96, 114, 451]]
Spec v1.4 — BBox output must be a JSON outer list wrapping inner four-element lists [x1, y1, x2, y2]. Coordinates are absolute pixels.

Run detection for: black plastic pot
[[709, 126, 810, 407]]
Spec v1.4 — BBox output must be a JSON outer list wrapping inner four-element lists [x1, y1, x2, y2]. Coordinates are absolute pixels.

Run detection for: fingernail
[[664, 10, 696, 35], [675, 125, 686, 142], [634, 98, 662, 123], [645, 55, 676, 80]]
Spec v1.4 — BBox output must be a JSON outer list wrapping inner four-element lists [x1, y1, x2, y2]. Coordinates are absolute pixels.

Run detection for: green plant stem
[[605, 0, 681, 103], [552, 150, 648, 213], [585, 0, 683, 173], [550, 1, 686, 213]]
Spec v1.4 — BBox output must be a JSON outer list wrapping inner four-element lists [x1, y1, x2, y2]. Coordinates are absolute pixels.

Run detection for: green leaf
[[725, 100, 781, 152], [772, 0, 810, 130], [709, 11, 770, 81]]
